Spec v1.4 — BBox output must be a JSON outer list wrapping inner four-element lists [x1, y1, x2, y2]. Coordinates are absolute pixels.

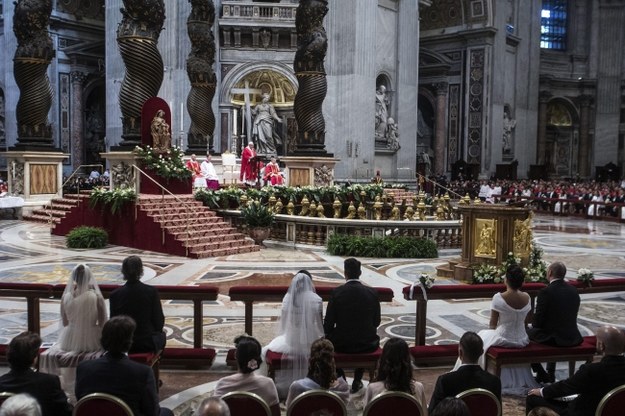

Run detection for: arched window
[[541, 0, 567, 50]]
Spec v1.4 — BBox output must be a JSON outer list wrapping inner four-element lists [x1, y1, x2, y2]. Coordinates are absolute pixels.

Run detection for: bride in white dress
[[262, 271, 324, 399], [40, 264, 107, 402], [453, 265, 540, 395]]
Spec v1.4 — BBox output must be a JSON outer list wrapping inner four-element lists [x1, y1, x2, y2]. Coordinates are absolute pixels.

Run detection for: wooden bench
[[402, 279, 625, 346], [228, 285, 394, 336], [409, 344, 458, 366], [161, 347, 216, 368], [485, 336, 597, 378], [264, 348, 383, 380]]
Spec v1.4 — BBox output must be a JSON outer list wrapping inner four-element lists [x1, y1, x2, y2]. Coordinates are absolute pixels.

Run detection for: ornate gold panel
[[289, 168, 310, 187], [513, 216, 533, 257], [474, 218, 497, 258], [30, 164, 57, 194]]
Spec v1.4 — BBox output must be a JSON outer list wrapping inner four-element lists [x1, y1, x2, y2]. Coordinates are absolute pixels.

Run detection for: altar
[[0, 196, 25, 219], [452, 204, 533, 281]]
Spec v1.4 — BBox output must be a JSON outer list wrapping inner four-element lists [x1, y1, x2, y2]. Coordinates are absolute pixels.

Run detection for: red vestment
[[185, 159, 201, 180], [263, 161, 284, 185], [240, 146, 259, 183]]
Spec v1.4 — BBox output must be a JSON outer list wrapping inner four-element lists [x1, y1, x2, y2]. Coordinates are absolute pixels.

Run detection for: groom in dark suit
[[528, 261, 583, 382], [429, 331, 502, 414], [324, 257, 381, 393], [526, 325, 625, 416], [75, 315, 173, 416]]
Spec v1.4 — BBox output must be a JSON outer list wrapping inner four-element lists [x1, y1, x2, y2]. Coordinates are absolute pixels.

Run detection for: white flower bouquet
[[576, 268, 594, 286]]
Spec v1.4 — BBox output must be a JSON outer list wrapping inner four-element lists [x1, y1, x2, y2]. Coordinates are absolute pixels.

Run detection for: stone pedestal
[[281, 156, 339, 187], [453, 204, 532, 281], [0, 151, 68, 201], [100, 151, 140, 190]]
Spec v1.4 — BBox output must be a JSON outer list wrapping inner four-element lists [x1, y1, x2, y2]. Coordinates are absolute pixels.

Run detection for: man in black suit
[[75, 315, 173, 416], [526, 325, 625, 416], [323, 257, 381, 393], [429, 332, 502, 414], [110, 255, 166, 353], [528, 261, 583, 382], [0, 332, 72, 416]]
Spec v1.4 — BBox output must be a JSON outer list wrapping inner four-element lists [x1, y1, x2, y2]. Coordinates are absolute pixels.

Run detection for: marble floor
[[0, 214, 623, 415]]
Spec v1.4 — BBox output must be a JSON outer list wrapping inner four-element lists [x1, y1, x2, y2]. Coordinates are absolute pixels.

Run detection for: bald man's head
[[596, 325, 625, 356]]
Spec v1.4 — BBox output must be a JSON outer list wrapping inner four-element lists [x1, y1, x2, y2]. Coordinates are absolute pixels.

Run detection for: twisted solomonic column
[[292, 0, 329, 156], [13, 0, 55, 149], [117, 0, 165, 147], [186, 0, 216, 154]]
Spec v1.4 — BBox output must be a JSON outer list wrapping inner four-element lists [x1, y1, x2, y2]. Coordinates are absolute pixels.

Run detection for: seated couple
[[187, 154, 220, 190]]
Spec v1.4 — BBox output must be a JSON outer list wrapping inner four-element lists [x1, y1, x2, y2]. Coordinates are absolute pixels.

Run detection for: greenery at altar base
[[194, 183, 409, 210], [89, 187, 137, 215], [471, 246, 548, 284], [134, 145, 191, 181]]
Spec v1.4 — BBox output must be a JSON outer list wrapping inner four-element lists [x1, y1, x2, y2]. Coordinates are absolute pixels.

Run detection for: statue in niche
[[150, 109, 171, 152], [260, 29, 271, 48], [375, 85, 389, 140], [502, 105, 516, 153], [252, 93, 282, 155], [385, 118, 400, 151]]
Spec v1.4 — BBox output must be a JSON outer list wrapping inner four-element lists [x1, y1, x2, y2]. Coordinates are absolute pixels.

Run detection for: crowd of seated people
[[62, 169, 109, 194], [443, 178, 625, 216], [1, 256, 624, 416]]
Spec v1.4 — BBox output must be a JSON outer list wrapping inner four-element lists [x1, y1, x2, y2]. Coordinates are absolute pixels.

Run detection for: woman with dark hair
[[430, 397, 470, 416], [110, 256, 166, 353], [285, 338, 349, 408], [363, 338, 427, 412], [214, 335, 280, 416], [452, 265, 539, 394]]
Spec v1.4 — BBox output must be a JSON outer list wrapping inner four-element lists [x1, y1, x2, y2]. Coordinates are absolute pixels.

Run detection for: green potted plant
[[241, 202, 275, 246]]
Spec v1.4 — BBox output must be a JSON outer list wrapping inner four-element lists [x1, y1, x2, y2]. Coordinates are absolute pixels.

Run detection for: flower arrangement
[[472, 263, 503, 284], [524, 245, 548, 283], [89, 187, 137, 215], [134, 145, 191, 181], [577, 268, 594, 286], [419, 273, 436, 290], [500, 251, 521, 274]]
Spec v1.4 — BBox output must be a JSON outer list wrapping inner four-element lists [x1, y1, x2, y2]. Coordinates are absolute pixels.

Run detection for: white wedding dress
[[40, 264, 107, 403], [261, 273, 324, 399], [453, 292, 540, 395]]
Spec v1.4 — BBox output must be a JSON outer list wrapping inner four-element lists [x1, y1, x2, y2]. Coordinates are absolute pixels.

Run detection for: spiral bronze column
[[292, 0, 329, 156], [186, 0, 216, 154], [116, 0, 165, 148], [12, 0, 55, 149]]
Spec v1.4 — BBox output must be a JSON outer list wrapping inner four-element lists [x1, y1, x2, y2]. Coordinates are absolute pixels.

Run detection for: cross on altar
[[231, 80, 262, 146]]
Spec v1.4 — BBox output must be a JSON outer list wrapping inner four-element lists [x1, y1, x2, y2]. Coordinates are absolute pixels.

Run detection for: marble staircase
[[23, 194, 83, 226]]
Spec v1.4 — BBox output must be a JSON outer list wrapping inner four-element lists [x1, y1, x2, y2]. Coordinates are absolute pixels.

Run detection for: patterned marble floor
[[0, 215, 623, 414]]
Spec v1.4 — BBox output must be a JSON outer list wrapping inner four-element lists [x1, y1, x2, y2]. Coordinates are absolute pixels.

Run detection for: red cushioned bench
[[264, 348, 383, 381], [409, 344, 458, 366], [228, 285, 394, 337], [485, 336, 597, 378], [161, 347, 216, 368]]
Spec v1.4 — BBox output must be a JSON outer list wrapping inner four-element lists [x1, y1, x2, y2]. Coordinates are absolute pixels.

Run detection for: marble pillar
[[536, 91, 551, 165], [70, 71, 86, 170], [434, 82, 448, 175], [578, 95, 592, 177]]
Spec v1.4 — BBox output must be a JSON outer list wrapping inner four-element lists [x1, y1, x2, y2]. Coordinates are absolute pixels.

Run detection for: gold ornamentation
[[345, 201, 356, 219], [299, 196, 310, 216], [513, 214, 533, 256], [332, 197, 341, 218], [475, 218, 497, 258], [373, 196, 383, 220]]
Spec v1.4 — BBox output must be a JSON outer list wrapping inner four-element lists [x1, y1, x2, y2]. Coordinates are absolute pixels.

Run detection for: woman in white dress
[[262, 271, 324, 398], [452, 265, 540, 395], [40, 264, 107, 401]]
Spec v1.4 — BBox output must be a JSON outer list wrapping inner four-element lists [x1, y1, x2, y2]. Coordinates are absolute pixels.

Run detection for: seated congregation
[[0, 257, 624, 416]]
